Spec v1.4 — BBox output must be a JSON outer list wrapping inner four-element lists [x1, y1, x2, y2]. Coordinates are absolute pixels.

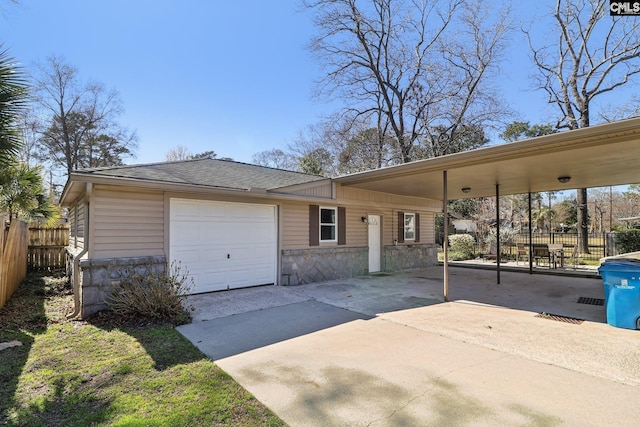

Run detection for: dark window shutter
[[397, 211, 405, 243], [309, 205, 319, 246], [338, 206, 346, 245], [415, 213, 420, 243]]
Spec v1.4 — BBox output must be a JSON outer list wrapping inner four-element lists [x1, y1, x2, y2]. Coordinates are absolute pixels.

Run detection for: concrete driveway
[[177, 267, 640, 426]]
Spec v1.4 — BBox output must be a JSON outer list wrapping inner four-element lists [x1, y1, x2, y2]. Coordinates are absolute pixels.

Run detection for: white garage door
[[170, 198, 277, 293]]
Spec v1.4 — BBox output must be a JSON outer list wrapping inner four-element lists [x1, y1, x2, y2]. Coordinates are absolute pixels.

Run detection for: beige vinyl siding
[[91, 186, 164, 258], [336, 185, 441, 210], [68, 202, 76, 247], [281, 200, 436, 250], [85, 182, 436, 256], [423, 211, 435, 243], [281, 201, 309, 249], [77, 199, 85, 246], [275, 181, 333, 198], [345, 207, 367, 247], [68, 198, 85, 249]]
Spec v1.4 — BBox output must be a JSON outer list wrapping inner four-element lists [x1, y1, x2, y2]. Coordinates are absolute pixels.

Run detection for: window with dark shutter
[[320, 207, 337, 242], [309, 204, 319, 246], [404, 213, 416, 240], [397, 211, 404, 243], [415, 213, 420, 243]]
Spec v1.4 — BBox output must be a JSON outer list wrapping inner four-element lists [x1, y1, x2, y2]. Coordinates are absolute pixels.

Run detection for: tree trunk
[[577, 188, 590, 254]]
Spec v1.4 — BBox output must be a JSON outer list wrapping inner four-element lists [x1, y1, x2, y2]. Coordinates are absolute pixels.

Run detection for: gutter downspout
[[67, 182, 91, 319]]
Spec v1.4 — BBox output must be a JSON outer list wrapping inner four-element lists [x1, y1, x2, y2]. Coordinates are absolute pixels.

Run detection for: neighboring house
[[452, 219, 477, 233], [60, 159, 441, 318]]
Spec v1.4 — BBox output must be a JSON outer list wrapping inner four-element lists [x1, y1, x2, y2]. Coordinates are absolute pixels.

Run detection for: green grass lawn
[[0, 273, 284, 427]]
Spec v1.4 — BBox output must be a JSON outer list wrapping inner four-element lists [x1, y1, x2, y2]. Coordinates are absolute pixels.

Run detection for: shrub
[[448, 251, 472, 261], [107, 261, 194, 324], [448, 234, 476, 259], [614, 230, 640, 254], [484, 225, 519, 246]]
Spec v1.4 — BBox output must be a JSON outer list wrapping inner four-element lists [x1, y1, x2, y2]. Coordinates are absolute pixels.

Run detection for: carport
[[335, 117, 640, 299]]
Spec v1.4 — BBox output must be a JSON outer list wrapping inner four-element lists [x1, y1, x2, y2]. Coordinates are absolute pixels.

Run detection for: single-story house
[[61, 117, 640, 318], [60, 159, 441, 317]]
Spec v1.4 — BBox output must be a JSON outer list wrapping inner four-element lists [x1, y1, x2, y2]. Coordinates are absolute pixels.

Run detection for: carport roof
[[335, 117, 640, 200]]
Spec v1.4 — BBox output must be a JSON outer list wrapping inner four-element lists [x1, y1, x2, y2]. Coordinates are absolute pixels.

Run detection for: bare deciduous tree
[[33, 56, 137, 177], [16, 106, 39, 166], [251, 148, 298, 171], [526, 0, 640, 253], [304, 0, 510, 163], [165, 144, 192, 162]]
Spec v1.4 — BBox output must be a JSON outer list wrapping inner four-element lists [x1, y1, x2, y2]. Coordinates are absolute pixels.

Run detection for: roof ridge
[[75, 157, 323, 178], [213, 158, 323, 177], [80, 157, 212, 172]]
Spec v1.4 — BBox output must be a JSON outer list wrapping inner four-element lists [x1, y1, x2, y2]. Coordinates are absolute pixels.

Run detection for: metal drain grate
[[577, 297, 605, 306], [536, 312, 584, 325]]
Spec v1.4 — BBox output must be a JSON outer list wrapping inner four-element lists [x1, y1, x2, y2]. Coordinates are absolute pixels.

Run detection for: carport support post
[[528, 192, 533, 274], [496, 184, 500, 285], [443, 170, 449, 301]]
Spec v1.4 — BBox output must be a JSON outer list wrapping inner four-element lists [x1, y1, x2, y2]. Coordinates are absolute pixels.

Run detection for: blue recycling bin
[[598, 258, 640, 330]]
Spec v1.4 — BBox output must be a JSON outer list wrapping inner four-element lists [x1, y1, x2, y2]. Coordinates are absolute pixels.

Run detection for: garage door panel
[[192, 272, 228, 293], [171, 248, 201, 264], [172, 221, 226, 244], [201, 248, 228, 264], [170, 199, 277, 293], [233, 229, 275, 243], [200, 204, 228, 219], [228, 267, 273, 289], [228, 243, 272, 258], [170, 222, 199, 243], [171, 199, 200, 219]]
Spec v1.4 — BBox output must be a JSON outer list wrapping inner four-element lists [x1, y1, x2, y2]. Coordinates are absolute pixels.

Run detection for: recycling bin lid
[[599, 251, 640, 269]]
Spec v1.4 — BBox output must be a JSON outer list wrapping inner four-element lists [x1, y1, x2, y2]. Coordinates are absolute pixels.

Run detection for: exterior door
[[368, 215, 381, 273]]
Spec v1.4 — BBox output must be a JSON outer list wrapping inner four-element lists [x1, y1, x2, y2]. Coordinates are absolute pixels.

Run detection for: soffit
[[335, 117, 640, 201]]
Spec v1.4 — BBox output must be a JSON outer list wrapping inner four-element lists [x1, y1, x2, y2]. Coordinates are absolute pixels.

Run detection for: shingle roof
[[75, 158, 326, 191]]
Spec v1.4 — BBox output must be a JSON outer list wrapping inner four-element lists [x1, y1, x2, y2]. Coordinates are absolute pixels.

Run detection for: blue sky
[[2, 1, 555, 167]]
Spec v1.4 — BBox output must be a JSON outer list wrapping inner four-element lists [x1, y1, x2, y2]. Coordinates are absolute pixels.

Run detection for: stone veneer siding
[[281, 247, 368, 285], [280, 243, 438, 285], [383, 243, 439, 272], [66, 249, 166, 318]]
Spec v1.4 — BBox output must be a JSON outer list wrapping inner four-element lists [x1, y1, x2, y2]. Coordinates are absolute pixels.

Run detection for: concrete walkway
[[177, 267, 640, 426]]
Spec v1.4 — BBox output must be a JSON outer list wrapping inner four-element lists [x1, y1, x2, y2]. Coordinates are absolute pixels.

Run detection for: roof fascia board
[[64, 173, 337, 204]]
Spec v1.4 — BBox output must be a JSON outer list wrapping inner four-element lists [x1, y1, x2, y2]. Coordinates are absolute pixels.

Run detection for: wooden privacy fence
[[28, 226, 69, 271], [0, 221, 29, 310]]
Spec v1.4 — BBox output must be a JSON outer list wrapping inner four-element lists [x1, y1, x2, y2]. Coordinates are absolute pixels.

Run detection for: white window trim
[[320, 206, 338, 243], [404, 212, 416, 241]]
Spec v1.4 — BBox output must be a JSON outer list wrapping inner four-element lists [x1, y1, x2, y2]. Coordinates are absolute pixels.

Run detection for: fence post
[[606, 232, 617, 257]]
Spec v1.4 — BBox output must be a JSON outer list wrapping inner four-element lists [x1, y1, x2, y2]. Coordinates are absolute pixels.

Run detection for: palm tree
[[0, 163, 60, 226], [532, 205, 556, 233], [0, 46, 28, 167]]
